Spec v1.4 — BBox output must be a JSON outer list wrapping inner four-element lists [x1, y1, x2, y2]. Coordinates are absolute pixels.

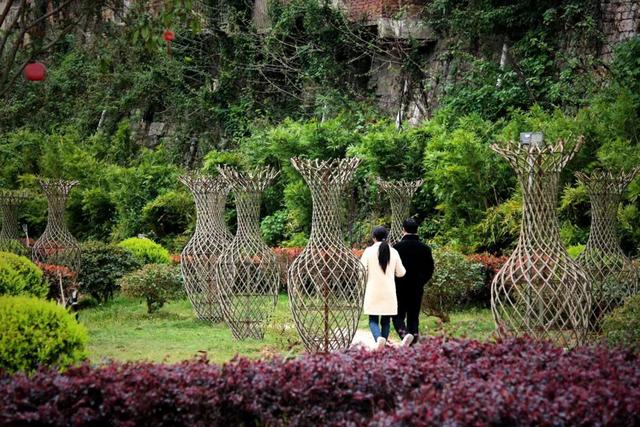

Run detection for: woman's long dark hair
[[372, 226, 390, 273]]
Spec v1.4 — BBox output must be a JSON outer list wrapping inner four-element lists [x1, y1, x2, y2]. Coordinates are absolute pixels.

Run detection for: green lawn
[[81, 295, 495, 364]]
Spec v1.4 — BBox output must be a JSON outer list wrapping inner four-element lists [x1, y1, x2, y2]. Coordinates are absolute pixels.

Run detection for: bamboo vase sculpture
[[0, 190, 29, 253], [490, 136, 591, 347], [179, 173, 232, 322], [288, 157, 366, 352], [32, 178, 81, 273], [377, 178, 423, 246], [576, 168, 639, 331], [215, 166, 280, 340]]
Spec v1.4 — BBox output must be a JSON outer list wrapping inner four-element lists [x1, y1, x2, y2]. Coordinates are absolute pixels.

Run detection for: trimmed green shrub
[[261, 210, 289, 246], [0, 240, 29, 256], [140, 190, 194, 241], [119, 264, 183, 314], [0, 295, 88, 372], [78, 241, 140, 303], [0, 251, 48, 298], [603, 293, 640, 352], [567, 244, 585, 259], [422, 248, 484, 322], [117, 237, 170, 265], [164, 233, 191, 254]]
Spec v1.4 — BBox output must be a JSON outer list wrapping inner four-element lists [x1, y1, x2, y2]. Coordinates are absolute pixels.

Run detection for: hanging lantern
[[163, 30, 175, 56], [163, 30, 175, 42], [24, 62, 47, 81]]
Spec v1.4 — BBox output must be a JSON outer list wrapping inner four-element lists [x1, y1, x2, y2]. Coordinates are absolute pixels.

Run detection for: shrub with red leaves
[[1, 337, 639, 426], [272, 247, 303, 288], [272, 247, 363, 290], [35, 262, 77, 304], [467, 253, 509, 276], [466, 252, 510, 305]]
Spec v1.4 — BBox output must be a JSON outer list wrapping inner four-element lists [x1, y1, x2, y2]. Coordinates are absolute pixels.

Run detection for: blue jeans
[[369, 315, 391, 341]]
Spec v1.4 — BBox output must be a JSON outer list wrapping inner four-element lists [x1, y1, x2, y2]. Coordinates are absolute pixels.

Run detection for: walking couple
[[360, 218, 434, 350]]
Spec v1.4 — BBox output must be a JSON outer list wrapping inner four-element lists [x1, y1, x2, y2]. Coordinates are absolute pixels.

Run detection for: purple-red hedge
[[1, 337, 639, 426]]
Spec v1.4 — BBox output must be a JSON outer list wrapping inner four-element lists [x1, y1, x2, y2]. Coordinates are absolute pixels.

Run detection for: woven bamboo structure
[[32, 179, 81, 273], [288, 158, 366, 352], [179, 173, 232, 322], [0, 190, 29, 252], [377, 178, 423, 246], [490, 137, 591, 347], [215, 166, 280, 340], [576, 168, 639, 331]]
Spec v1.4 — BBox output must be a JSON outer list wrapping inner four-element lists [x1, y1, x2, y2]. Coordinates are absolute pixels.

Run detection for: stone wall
[[336, 0, 425, 22], [600, 0, 640, 61], [370, 1, 640, 124]]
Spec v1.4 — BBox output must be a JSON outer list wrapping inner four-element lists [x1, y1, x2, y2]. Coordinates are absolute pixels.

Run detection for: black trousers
[[393, 290, 423, 344]]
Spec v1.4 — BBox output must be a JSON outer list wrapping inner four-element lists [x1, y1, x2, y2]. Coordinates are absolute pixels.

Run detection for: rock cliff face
[[248, 0, 639, 123], [351, 0, 639, 123], [600, 0, 640, 61]]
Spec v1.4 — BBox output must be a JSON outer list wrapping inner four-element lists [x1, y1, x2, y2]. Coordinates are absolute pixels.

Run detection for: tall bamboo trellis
[[0, 190, 29, 253], [288, 158, 366, 352], [576, 168, 639, 331], [215, 166, 280, 340], [32, 179, 81, 274], [377, 178, 423, 246], [490, 137, 591, 347], [179, 173, 232, 322]]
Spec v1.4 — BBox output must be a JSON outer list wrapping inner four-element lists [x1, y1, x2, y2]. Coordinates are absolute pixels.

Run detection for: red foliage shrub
[[169, 254, 181, 264], [272, 247, 303, 288], [272, 247, 364, 288], [1, 337, 639, 426], [35, 262, 77, 303], [465, 253, 509, 305], [19, 238, 36, 247], [173, 248, 365, 289], [467, 252, 509, 276]]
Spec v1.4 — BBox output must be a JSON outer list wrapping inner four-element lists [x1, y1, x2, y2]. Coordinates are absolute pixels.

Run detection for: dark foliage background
[[0, 1, 639, 257]]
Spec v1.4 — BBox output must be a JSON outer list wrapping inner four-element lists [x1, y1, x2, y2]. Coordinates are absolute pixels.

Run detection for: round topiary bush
[[78, 241, 140, 303], [421, 248, 484, 322], [117, 237, 170, 265], [119, 264, 183, 314], [603, 293, 640, 352], [140, 190, 194, 242], [0, 251, 48, 298], [0, 295, 88, 373]]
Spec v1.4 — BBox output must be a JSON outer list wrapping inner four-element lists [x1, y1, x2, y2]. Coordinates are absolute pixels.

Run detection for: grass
[[81, 295, 495, 364]]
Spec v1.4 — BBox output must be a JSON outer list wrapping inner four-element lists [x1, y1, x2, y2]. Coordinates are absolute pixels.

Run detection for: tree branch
[[22, 0, 76, 33], [0, 0, 91, 97], [0, 0, 16, 30], [0, 0, 26, 60], [0, 18, 80, 98]]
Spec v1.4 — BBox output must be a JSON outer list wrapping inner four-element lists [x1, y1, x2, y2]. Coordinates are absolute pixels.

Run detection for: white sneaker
[[401, 334, 414, 347], [375, 337, 386, 351]]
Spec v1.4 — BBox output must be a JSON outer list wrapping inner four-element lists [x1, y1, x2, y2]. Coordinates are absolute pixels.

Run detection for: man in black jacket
[[393, 218, 434, 346]]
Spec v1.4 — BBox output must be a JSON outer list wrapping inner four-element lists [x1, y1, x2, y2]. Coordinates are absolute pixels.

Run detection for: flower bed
[[1, 337, 639, 426]]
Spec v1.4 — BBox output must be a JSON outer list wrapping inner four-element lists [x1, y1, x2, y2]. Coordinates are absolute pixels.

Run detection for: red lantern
[[24, 62, 47, 81], [163, 30, 175, 42]]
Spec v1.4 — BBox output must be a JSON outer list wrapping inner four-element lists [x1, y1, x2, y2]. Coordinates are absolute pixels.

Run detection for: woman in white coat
[[361, 226, 407, 350]]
